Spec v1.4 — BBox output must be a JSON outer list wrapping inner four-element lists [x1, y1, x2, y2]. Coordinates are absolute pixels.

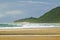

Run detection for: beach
[[0, 28, 60, 40], [0, 28, 60, 35], [0, 35, 60, 40]]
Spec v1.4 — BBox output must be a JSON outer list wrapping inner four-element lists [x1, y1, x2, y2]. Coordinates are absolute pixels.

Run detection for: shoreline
[[0, 26, 60, 29]]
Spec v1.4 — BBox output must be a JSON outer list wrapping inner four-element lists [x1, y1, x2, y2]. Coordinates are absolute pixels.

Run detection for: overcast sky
[[0, 0, 60, 23]]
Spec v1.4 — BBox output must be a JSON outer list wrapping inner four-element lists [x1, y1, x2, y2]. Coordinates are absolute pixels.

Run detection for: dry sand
[[0, 35, 60, 40], [0, 28, 60, 35], [0, 28, 60, 40]]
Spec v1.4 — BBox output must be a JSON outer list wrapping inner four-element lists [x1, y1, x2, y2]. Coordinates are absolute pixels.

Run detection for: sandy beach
[[0, 28, 60, 35], [0, 28, 60, 40], [0, 35, 60, 40]]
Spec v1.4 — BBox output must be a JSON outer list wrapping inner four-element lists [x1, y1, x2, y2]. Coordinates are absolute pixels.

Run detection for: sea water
[[0, 23, 22, 29], [0, 23, 60, 29]]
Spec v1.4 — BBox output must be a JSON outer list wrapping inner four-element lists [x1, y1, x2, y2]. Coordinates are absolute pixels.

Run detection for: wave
[[0, 23, 60, 29]]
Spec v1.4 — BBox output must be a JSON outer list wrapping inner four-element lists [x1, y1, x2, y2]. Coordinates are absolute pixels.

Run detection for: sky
[[0, 0, 60, 23]]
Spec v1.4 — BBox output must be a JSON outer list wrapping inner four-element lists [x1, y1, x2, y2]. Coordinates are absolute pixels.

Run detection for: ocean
[[0, 23, 60, 29]]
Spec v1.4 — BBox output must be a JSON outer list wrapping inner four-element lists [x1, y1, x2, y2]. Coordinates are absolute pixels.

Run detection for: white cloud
[[0, 4, 7, 9], [6, 10, 23, 15], [0, 1, 50, 10], [18, 1, 50, 5], [0, 10, 24, 18], [0, 14, 5, 18]]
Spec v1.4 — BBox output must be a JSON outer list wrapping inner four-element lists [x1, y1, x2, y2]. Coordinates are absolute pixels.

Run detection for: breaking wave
[[0, 23, 60, 29]]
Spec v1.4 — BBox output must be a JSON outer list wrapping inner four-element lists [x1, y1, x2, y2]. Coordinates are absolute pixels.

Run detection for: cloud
[[6, 10, 23, 15], [0, 14, 5, 18], [0, 1, 51, 10], [0, 10, 24, 18], [0, 4, 8, 9], [18, 1, 50, 5]]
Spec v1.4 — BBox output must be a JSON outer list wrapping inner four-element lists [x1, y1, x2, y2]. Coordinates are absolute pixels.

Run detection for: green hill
[[14, 7, 60, 23], [38, 7, 60, 23], [14, 17, 38, 23]]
